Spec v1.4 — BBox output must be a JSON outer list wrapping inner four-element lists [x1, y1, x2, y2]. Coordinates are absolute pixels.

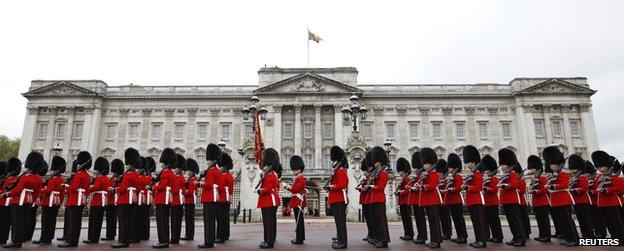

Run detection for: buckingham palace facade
[[18, 67, 599, 219]]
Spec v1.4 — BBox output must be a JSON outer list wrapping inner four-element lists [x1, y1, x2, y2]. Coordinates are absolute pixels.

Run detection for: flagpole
[[307, 28, 310, 69]]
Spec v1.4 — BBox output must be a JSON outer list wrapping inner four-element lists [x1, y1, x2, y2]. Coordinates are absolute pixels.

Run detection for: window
[[55, 122, 66, 139], [221, 123, 231, 140], [129, 123, 139, 140], [570, 120, 580, 137], [478, 122, 488, 139], [323, 122, 333, 138], [303, 154, 314, 169], [386, 123, 396, 139], [455, 122, 465, 139], [534, 120, 544, 137], [174, 123, 185, 140], [552, 120, 562, 137], [432, 122, 442, 139], [362, 123, 373, 140], [501, 122, 511, 139], [38, 123, 48, 139], [409, 123, 418, 139], [323, 153, 331, 169], [303, 122, 312, 139], [283, 122, 293, 139], [244, 124, 253, 139], [106, 124, 117, 140], [197, 123, 208, 140], [151, 123, 162, 140], [73, 122, 83, 140]]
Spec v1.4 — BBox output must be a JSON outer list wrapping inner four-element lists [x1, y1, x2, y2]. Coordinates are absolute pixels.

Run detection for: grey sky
[[1, 0, 623, 159]]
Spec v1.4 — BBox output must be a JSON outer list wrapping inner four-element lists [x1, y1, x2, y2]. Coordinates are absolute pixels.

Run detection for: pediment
[[254, 73, 362, 94], [515, 79, 595, 96], [24, 81, 101, 97]]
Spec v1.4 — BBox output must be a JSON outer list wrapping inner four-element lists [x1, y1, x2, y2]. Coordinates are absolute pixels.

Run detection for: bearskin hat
[[447, 153, 462, 173], [94, 157, 110, 175], [219, 152, 233, 170], [24, 152, 44, 173], [124, 148, 141, 167], [614, 160, 622, 174], [159, 148, 177, 167], [498, 148, 518, 166], [290, 155, 305, 171], [419, 147, 438, 165], [462, 145, 481, 164], [146, 157, 156, 173], [543, 146, 565, 166], [591, 150, 613, 168], [411, 151, 423, 170], [396, 157, 411, 174], [330, 145, 346, 162], [38, 161, 49, 176], [584, 160, 596, 175], [175, 154, 186, 170], [186, 158, 199, 174], [71, 160, 78, 173], [436, 159, 448, 173], [567, 154, 585, 171], [360, 154, 371, 172], [370, 146, 389, 166], [512, 163, 524, 175], [110, 159, 124, 176], [51, 156, 67, 173], [481, 155, 498, 172], [527, 155, 543, 171], [263, 148, 280, 169], [206, 143, 222, 161], [7, 157, 21, 174], [75, 151, 92, 171], [0, 162, 6, 177], [140, 156, 147, 170]]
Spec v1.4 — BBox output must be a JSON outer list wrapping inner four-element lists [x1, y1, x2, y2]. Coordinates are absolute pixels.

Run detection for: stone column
[[18, 106, 39, 160], [314, 105, 322, 169], [84, 105, 102, 155], [542, 108, 553, 144], [273, 105, 282, 153], [515, 105, 532, 166], [580, 105, 599, 153], [294, 105, 302, 156], [561, 107, 574, 154], [334, 105, 343, 147], [62, 108, 76, 160], [44, 108, 58, 160]]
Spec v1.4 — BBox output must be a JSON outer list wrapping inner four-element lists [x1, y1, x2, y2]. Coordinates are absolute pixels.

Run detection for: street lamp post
[[241, 96, 268, 133], [341, 95, 368, 133]]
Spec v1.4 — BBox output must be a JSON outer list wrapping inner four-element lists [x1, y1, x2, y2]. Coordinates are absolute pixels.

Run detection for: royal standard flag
[[308, 30, 322, 43]]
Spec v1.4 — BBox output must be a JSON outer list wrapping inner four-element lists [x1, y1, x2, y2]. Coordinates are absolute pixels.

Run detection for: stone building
[[18, 67, 598, 220]]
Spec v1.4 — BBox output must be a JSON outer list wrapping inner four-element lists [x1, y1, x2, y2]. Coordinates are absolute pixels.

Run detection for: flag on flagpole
[[308, 30, 322, 43], [253, 110, 265, 167]]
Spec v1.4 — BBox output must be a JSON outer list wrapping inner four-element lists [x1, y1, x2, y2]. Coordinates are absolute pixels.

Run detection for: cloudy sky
[[1, 0, 623, 159]]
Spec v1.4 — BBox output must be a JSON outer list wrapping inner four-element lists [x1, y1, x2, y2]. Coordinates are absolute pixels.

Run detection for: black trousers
[[502, 204, 525, 243], [467, 205, 487, 242], [551, 207, 563, 237], [155, 204, 170, 244], [87, 206, 105, 242], [533, 206, 551, 239], [105, 205, 117, 239], [25, 206, 37, 241], [117, 204, 134, 245], [61, 207, 69, 239], [38, 206, 59, 243], [424, 205, 442, 244], [370, 203, 390, 243], [519, 205, 531, 239], [550, 205, 579, 243], [141, 205, 150, 240], [363, 204, 373, 238], [590, 205, 607, 238], [600, 206, 624, 240], [399, 205, 414, 237], [331, 203, 347, 244], [216, 202, 231, 240], [66, 205, 85, 245], [202, 202, 218, 246], [448, 204, 468, 238], [439, 205, 452, 238], [10, 205, 27, 244], [293, 207, 305, 241], [132, 205, 143, 242], [0, 206, 11, 244], [412, 205, 427, 241], [484, 205, 504, 240], [574, 204, 595, 238], [171, 205, 183, 243], [183, 204, 195, 239]]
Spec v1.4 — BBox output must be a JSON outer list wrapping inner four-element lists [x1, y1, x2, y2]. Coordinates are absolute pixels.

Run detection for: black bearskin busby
[[436, 159, 448, 173], [462, 145, 481, 164], [175, 154, 187, 170], [206, 143, 222, 162], [110, 159, 124, 176], [124, 148, 141, 167], [51, 156, 67, 173], [512, 163, 523, 176], [411, 151, 423, 170], [94, 157, 110, 176], [543, 146, 565, 166], [146, 157, 156, 173], [396, 157, 411, 174], [290, 155, 305, 171], [330, 145, 348, 168], [160, 148, 177, 168], [24, 152, 44, 173], [360, 153, 371, 172], [481, 155, 498, 172], [584, 160, 596, 175], [567, 154, 584, 171], [0, 162, 6, 177], [527, 155, 543, 171], [186, 158, 199, 174], [447, 153, 462, 173], [7, 157, 21, 174], [38, 161, 49, 176], [370, 146, 389, 166], [263, 148, 280, 169], [75, 151, 92, 171], [498, 148, 518, 166], [419, 147, 438, 166], [591, 150, 612, 168], [140, 156, 148, 171], [219, 152, 233, 170]]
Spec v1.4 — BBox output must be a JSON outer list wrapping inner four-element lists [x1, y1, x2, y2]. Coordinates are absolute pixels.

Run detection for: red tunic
[[153, 169, 174, 205], [171, 173, 185, 206], [39, 176, 65, 207], [65, 170, 90, 207], [6, 173, 43, 206], [256, 171, 280, 208], [570, 175, 590, 205], [595, 174, 623, 207], [408, 174, 421, 206], [518, 178, 527, 206], [358, 177, 370, 205], [483, 175, 499, 206], [397, 176, 411, 206], [0, 176, 17, 206], [548, 172, 573, 207], [531, 176, 550, 207], [200, 166, 221, 203], [218, 171, 234, 203], [366, 171, 388, 204], [419, 171, 441, 207], [499, 171, 520, 205], [90, 175, 110, 207], [327, 167, 348, 205], [116, 170, 139, 205], [183, 175, 198, 205], [107, 176, 118, 205], [464, 171, 484, 206], [444, 174, 463, 205], [287, 174, 307, 209]]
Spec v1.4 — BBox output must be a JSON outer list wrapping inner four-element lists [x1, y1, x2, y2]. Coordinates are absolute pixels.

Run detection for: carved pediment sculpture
[[291, 77, 324, 92]]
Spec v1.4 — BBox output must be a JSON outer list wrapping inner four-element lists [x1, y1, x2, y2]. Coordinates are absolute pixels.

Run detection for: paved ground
[[9, 219, 620, 250]]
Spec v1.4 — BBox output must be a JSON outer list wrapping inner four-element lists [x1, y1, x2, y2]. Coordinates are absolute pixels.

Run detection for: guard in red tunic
[[216, 153, 234, 243], [104, 159, 124, 241], [137, 157, 154, 241], [151, 148, 176, 248], [257, 148, 282, 249], [365, 146, 390, 248], [497, 148, 526, 247], [591, 150, 623, 241], [481, 155, 504, 243], [527, 155, 551, 242], [444, 153, 468, 244], [436, 159, 452, 241], [461, 146, 487, 248], [395, 157, 414, 241], [586, 160, 607, 238], [58, 151, 91, 248], [111, 148, 141, 249], [182, 158, 199, 241], [327, 146, 349, 249], [543, 146, 579, 246], [25, 159, 47, 243], [0, 159, 21, 245], [514, 163, 531, 241], [199, 143, 223, 249], [417, 148, 442, 249], [84, 157, 110, 244], [567, 154, 594, 239], [358, 152, 373, 243], [34, 156, 66, 245], [409, 152, 427, 245], [170, 154, 186, 244], [284, 155, 307, 245]]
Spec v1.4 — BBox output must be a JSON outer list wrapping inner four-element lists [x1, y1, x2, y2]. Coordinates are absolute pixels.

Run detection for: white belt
[[49, 191, 60, 207], [342, 189, 347, 204], [93, 191, 108, 207], [147, 190, 153, 205], [19, 189, 34, 206], [436, 188, 443, 204], [128, 187, 136, 204], [212, 184, 218, 203], [479, 191, 485, 205], [178, 190, 184, 204], [271, 193, 276, 207], [567, 191, 576, 205], [165, 186, 171, 205], [225, 187, 230, 202], [138, 191, 145, 205], [114, 191, 119, 206], [5, 198, 10, 206], [193, 191, 197, 205], [77, 188, 86, 206]]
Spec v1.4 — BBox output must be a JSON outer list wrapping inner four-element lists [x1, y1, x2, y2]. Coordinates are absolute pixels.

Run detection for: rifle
[[3, 169, 25, 191], [254, 165, 274, 193], [568, 169, 583, 190], [198, 159, 219, 182], [597, 160, 617, 191], [546, 162, 566, 188], [529, 169, 543, 193], [462, 163, 482, 191], [393, 175, 408, 196], [323, 160, 345, 190], [413, 162, 439, 190], [363, 164, 389, 191]]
